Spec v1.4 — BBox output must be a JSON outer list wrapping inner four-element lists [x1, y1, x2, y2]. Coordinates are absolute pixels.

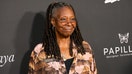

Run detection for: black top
[[64, 58, 74, 74]]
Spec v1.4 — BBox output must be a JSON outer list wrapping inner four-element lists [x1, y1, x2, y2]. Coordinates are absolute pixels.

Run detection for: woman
[[28, 2, 97, 74]]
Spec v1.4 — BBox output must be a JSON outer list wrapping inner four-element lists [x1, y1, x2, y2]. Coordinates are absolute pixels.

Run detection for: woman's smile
[[62, 26, 73, 31]]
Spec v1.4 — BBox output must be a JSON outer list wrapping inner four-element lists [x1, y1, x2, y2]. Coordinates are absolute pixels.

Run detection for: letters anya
[[0, 55, 15, 67]]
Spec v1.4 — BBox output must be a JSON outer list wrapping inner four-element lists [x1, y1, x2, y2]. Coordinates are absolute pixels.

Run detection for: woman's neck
[[56, 33, 72, 59], [55, 30, 71, 48], [56, 36, 70, 49]]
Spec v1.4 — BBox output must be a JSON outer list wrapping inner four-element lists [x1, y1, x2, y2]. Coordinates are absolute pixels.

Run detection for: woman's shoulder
[[29, 43, 47, 71], [33, 43, 44, 54], [30, 43, 46, 61], [82, 41, 92, 53]]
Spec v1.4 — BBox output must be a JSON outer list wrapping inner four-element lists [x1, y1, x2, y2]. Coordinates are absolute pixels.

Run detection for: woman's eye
[[71, 18, 76, 21], [60, 18, 66, 21]]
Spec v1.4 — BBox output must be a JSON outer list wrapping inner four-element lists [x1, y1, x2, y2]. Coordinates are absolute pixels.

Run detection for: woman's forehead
[[52, 6, 75, 17]]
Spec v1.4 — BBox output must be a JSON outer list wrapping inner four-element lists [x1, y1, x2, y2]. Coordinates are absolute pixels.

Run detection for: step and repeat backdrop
[[0, 0, 132, 74]]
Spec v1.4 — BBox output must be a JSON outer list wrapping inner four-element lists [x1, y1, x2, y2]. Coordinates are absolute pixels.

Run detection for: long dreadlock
[[42, 2, 86, 60]]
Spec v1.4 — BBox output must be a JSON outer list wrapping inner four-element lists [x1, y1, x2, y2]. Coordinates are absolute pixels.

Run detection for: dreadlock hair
[[42, 2, 86, 60]]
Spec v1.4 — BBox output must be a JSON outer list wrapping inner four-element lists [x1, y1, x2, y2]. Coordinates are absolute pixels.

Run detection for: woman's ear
[[51, 18, 55, 27]]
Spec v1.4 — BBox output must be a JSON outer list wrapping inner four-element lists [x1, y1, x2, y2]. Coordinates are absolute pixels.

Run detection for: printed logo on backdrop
[[103, 32, 132, 59], [104, 0, 120, 4], [118, 33, 129, 44], [0, 54, 15, 67]]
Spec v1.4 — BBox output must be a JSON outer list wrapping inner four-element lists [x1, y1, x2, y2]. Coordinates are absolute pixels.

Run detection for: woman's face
[[51, 6, 76, 38]]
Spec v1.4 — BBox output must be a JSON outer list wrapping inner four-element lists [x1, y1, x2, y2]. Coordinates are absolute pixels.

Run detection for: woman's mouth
[[63, 27, 73, 31]]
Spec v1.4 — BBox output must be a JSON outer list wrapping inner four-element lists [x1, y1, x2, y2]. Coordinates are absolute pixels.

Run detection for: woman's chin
[[60, 32, 72, 38]]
